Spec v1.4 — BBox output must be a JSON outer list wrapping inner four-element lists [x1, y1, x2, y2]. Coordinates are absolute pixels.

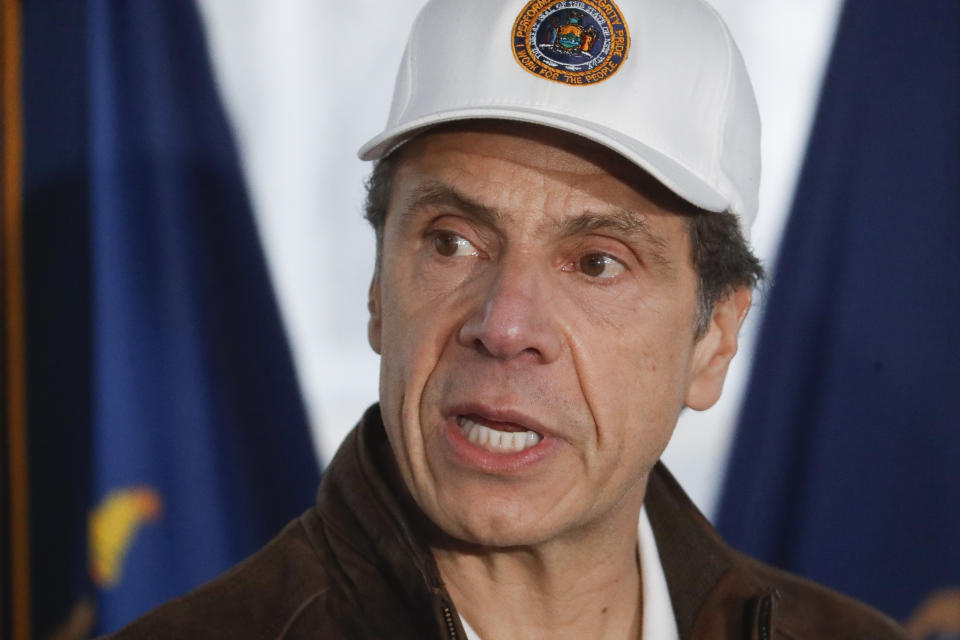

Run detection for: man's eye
[[433, 232, 478, 257], [579, 253, 625, 279]]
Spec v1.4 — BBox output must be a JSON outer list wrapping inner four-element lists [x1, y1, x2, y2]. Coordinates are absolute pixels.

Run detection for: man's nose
[[457, 259, 562, 363]]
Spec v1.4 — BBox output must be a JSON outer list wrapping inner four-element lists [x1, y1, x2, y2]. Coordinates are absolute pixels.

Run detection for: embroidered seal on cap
[[513, 0, 630, 86]]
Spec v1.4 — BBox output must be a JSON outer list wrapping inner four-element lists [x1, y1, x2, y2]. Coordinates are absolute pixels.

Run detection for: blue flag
[[23, 1, 320, 636], [717, 0, 960, 627]]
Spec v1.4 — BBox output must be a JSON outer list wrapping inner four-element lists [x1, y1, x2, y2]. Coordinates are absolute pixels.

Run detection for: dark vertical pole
[[1, 0, 30, 638]]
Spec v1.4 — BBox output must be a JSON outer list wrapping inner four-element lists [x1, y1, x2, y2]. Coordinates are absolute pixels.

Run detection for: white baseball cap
[[359, 0, 761, 228]]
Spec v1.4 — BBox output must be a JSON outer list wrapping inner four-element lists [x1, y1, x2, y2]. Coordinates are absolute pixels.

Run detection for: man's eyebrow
[[400, 181, 508, 229], [556, 209, 673, 268], [400, 183, 674, 269]]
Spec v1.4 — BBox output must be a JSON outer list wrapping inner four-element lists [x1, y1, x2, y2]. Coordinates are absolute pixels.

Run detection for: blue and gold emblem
[[513, 0, 630, 86]]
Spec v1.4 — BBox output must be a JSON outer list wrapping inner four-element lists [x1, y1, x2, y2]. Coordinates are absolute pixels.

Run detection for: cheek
[[376, 261, 478, 433], [565, 297, 696, 464], [375, 276, 455, 490], [377, 280, 440, 407]]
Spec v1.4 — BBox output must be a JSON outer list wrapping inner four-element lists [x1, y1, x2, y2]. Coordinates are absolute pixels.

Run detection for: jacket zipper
[[753, 589, 779, 640], [441, 605, 460, 640], [757, 594, 772, 640]]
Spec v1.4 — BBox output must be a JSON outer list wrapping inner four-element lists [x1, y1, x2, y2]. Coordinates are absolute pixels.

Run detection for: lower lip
[[443, 418, 556, 474]]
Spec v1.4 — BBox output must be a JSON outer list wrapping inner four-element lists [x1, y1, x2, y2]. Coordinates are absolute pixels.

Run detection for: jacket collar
[[645, 464, 777, 640], [316, 405, 774, 640], [316, 405, 457, 638]]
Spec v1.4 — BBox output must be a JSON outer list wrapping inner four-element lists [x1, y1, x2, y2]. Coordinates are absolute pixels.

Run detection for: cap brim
[[358, 106, 729, 214]]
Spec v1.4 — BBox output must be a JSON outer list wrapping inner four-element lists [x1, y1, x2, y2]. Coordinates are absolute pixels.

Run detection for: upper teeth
[[457, 416, 542, 453]]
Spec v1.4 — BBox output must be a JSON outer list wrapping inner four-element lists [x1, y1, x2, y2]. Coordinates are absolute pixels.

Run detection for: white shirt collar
[[638, 505, 680, 640], [459, 507, 680, 640]]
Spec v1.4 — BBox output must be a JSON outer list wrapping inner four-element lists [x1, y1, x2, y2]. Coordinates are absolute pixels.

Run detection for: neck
[[432, 502, 644, 640]]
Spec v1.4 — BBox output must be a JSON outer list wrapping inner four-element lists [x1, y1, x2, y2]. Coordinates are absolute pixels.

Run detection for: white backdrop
[[195, 0, 843, 518]]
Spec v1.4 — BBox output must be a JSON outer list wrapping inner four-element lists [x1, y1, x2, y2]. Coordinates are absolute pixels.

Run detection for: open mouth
[[456, 415, 543, 453]]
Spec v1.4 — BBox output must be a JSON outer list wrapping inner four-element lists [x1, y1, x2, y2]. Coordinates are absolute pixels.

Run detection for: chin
[[448, 521, 550, 550], [433, 494, 568, 549]]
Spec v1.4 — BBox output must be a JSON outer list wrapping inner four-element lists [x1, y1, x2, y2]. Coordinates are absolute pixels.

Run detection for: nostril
[[473, 338, 492, 357]]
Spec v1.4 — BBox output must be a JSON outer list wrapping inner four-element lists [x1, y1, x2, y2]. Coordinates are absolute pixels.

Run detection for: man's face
[[369, 123, 741, 548]]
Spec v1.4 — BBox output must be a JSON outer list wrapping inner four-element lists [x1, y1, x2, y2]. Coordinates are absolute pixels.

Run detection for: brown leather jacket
[[106, 405, 908, 639]]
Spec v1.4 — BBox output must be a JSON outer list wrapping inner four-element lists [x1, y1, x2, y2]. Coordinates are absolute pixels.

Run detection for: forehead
[[389, 121, 699, 225]]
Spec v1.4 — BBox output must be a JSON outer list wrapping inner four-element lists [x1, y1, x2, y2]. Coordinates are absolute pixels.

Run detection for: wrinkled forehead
[[390, 120, 704, 221]]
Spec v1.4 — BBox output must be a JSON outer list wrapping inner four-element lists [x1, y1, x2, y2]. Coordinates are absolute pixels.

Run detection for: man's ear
[[685, 286, 752, 411], [367, 272, 382, 355]]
